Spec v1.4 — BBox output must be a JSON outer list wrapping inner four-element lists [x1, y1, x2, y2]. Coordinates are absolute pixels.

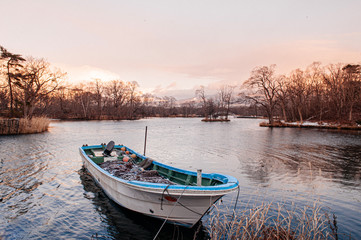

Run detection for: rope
[[154, 182, 240, 239], [161, 184, 203, 215], [153, 185, 188, 240], [176, 201, 203, 216], [226, 184, 240, 234], [231, 184, 240, 221], [160, 184, 171, 210]]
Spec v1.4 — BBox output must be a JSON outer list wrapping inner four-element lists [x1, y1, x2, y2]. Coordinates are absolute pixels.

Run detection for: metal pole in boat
[[197, 169, 202, 186], [143, 126, 148, 156]]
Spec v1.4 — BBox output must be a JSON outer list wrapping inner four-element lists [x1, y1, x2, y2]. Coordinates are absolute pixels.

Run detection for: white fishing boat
[[79, 141, 239, 228]]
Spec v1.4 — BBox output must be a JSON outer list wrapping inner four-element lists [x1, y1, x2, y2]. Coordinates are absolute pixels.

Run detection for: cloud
[[53, 35, 361, 100], [152, 88, 197, 100], [151, 82, 177, 95], [53, 63, 121, 83], [166, 82, 177, 89]]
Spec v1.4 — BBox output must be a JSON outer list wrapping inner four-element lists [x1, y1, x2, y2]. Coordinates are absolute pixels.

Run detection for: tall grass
[[19, 117, 50, 134], [206, 200, 338, 240]]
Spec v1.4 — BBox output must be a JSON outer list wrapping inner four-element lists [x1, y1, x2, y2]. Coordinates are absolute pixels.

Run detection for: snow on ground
[[281, 121, 329, 126]]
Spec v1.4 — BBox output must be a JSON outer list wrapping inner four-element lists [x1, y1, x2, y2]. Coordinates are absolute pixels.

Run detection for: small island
[[201, 118, 230, 122]]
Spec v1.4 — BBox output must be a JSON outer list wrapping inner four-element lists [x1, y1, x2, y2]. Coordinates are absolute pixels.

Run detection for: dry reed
[[18, 117, 50, 134], [207, 200, 338, 240]]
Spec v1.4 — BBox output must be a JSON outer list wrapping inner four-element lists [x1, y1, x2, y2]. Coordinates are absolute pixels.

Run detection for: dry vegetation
[[18, 117, 50, 134], [206, 200, 339, 240]]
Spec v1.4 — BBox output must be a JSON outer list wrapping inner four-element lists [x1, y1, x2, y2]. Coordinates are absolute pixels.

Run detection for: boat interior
[[83, 146, 223, 186]]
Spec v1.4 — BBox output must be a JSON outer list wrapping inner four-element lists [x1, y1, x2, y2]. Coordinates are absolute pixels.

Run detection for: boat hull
[[79, 146, 238, 227]]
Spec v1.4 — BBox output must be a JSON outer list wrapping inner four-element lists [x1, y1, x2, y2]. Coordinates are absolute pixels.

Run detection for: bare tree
[[54, 84, 71, 118], [275, 75, 289, 122], [90, 78, 104, 119], [71, 85, 92, 119], [322, 64, 346, 120], [287, 69, 309, 123], [342, 64, 361, 121], [218, 85, 235, 120], [104, 79, 127, 118], [126, 81, 141, 119], [243, 65, 279, 124], [180, 100, 196, 117], [195, 85, 208, 118], [206, 98, 217, 119], [305, 62, 325, 121], [139, 93, 155, 117], [15, 58, 65, 119]]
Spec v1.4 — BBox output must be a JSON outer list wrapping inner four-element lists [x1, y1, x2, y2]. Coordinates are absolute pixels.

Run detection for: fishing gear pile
[[99, 160, 174, 184]]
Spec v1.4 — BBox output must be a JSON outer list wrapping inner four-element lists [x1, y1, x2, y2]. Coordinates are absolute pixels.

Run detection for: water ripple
[[0, 118, 360, 239]]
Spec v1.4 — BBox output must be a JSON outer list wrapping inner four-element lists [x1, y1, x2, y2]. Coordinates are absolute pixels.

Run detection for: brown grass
[[18, 117, 50, 134], [207, 200, 338, 240]]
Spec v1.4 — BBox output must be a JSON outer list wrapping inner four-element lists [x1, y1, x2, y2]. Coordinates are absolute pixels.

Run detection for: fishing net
[[99, 160, 174, 184]]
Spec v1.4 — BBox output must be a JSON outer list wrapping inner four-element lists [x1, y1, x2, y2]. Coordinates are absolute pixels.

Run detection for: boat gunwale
[[80, 145, 239, 192]]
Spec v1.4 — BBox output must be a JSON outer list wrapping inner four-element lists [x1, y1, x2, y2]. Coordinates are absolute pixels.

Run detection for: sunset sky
[[1, 0, 361, 99]]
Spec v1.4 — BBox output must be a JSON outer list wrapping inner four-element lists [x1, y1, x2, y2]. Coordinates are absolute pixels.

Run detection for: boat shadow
[[78, 167, 210, 240]]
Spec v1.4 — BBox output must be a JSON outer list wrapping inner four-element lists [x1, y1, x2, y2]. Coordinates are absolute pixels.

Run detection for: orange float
[[123, 156, 130, 162]]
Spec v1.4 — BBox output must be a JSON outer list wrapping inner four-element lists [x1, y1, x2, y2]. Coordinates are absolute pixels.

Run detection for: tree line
[[1, 46, 360, 124], [243, 63, 361, 125], [0, 46, 239, 120]]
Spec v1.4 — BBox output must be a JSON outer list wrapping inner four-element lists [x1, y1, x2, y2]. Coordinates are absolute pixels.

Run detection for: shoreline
[[260, 121, 361, 130]]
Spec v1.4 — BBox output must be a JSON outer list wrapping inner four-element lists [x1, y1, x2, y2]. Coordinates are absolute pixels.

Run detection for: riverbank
[[0, 117, 50, 134], [260, 121, 361, 130]]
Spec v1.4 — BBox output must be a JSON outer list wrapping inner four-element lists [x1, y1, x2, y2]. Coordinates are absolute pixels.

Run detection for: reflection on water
[[242, 128, 361, 190], [78, 167, 209, 240], [0, 118, 360, 239]]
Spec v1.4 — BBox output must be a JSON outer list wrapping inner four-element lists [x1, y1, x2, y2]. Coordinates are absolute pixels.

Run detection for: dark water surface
[[0, 118, 360, 239]]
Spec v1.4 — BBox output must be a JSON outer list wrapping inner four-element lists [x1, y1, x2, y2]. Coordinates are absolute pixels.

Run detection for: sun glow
[[57, 64, 121, 83]]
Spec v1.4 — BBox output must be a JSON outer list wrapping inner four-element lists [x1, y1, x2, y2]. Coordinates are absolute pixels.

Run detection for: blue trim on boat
[[80, 145, 239, 191]]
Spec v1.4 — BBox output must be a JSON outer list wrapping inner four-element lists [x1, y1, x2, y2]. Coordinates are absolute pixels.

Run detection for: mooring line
[[226, 184, 240, 235], [153, 185, 188, 240]]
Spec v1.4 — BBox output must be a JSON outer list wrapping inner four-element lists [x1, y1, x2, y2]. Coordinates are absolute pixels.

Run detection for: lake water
[[0, 118, 360, 239]]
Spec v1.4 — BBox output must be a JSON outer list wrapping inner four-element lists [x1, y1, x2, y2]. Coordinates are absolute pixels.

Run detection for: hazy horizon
[[2, 0, 360, 100]]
